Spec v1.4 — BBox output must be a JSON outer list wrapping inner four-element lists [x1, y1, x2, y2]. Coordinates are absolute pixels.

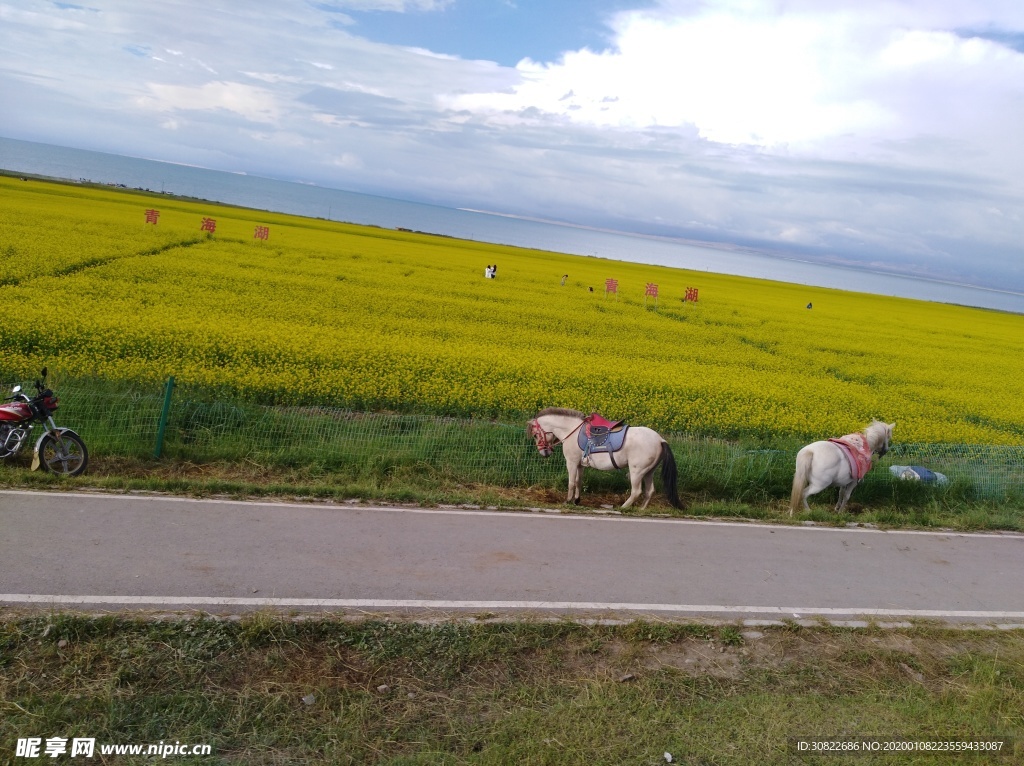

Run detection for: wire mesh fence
[[9, 379, 1024, 500]]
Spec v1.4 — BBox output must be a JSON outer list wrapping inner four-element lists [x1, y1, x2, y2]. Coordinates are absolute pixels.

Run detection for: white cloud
[[242, 71, 305, 84], [139, 81, 283, 124], [331, 152, 363, 169], [318, 0, 453, 10], [448, 1, 1024, 151], [0, 3, 87, 30]]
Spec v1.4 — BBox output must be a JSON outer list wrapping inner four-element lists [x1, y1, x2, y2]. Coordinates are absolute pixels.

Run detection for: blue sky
[[1, 0, 1024, 291], [341, 0, 640, 66]]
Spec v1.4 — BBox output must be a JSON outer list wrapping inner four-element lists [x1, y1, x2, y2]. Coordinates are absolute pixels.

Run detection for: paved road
[[2, 490, 1023, 625]]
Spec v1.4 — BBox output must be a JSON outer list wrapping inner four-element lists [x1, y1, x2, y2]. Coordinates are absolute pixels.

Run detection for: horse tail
[[660, 441, 684, 509], [790, 448, 812, 515]]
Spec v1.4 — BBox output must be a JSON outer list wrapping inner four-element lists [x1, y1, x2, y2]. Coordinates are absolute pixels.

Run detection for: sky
[[2, 0, 1024, 290]]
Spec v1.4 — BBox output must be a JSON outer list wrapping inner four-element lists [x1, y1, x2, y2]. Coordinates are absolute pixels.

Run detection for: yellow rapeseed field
[[1, 175, 1022, 443]]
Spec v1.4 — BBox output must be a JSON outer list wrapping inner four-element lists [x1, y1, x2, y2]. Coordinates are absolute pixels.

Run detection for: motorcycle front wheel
[[38, 432, 89, 476]]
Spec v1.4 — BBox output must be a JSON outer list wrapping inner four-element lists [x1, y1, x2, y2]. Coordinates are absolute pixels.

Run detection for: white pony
[[790, 420, 895, 515], [528, 407, 682, 510]]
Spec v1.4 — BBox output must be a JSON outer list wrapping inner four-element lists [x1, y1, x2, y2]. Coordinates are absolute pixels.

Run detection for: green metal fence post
[[154, 375, 175, 458]]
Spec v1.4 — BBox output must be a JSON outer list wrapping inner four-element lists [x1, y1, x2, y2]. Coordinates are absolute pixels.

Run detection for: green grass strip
[[1, 615, 1021, 764]]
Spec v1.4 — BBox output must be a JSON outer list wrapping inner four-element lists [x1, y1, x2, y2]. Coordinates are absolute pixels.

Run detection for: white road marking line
[[2, 594, 1024, 619], [2, 489, 1021, 540]]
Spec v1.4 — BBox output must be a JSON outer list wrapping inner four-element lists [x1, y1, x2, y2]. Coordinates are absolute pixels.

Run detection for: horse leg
[[802, 486, 816, 512], [639, 470, 656, 509], [620, 483, 643, 509], [801, 473, 836, 512], [566, 462, 581, 504], [835, 482, 857, 512], [620, 464, 646, 509]]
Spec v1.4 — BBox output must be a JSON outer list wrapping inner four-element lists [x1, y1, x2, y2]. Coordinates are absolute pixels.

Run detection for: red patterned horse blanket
[[828, 433, 873, 481]]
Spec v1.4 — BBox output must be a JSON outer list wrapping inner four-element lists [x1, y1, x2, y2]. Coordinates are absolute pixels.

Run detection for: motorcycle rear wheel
[[38, 432, 89, 476]]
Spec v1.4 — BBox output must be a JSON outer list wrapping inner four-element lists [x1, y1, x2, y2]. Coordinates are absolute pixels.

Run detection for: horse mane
[[862, 419, 892, 449], [535, 406, 586, 419]]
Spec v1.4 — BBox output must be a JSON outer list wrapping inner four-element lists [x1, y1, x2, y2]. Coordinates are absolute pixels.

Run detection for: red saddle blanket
[[585, 413, 623, 432], [828, 434, 873, 481]]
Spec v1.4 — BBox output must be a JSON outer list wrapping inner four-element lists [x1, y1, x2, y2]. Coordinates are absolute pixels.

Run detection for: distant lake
[[3, 135, 1022, 314]]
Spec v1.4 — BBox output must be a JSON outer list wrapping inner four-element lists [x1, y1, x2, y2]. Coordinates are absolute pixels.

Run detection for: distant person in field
[[807, 302, 813, 309], [491, 263, 498, 278], [561, 274, 568, 286], [485, 265, 494, 278]]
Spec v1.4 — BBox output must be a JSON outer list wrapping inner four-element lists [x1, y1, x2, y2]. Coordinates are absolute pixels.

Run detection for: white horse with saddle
[[528, 407, 683, 510], [790, 420, 895, 514]]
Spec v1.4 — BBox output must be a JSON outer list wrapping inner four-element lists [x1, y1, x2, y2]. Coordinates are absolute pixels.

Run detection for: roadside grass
[[0, 615, 1021, 764], [1, 456, 1022, 533], [3, 375, 1022, 530]]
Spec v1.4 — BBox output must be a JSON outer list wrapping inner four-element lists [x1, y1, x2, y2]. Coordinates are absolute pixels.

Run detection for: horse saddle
[[578, 413, 629, 466]]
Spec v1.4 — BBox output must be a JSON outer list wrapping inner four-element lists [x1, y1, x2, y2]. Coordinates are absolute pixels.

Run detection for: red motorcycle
[[0, 367, 88, 476]]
